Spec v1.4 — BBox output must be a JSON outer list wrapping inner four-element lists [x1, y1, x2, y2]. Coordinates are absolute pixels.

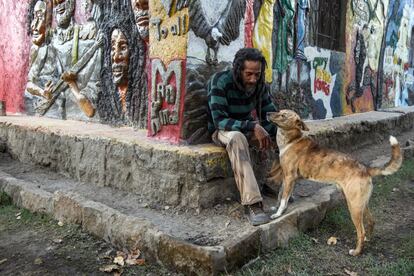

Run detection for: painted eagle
[[189, 0, 246, 65]]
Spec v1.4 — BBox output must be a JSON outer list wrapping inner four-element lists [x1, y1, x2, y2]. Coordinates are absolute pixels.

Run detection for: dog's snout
[[266, 112, 276, 121]]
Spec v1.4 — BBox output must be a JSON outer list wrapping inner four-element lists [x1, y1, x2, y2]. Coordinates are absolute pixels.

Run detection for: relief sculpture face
[[53, 0, 75, 28], [31, 1, 47, 46], [111, 29, 129, 87], [131, 0, 149, 41]]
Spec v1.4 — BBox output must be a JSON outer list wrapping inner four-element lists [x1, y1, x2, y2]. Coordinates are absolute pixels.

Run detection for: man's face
[[241, 60, 261, 94], [53, 0, 74, 28], [31, 1, 47, 46], [111, 29, 129, 86], [131, 0, 149, 41]]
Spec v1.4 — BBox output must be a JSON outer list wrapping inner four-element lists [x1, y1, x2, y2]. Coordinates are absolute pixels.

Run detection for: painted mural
[[1, 0, 414, 144]]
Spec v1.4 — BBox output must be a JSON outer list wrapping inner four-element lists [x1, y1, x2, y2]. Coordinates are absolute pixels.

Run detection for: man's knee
[[228, 131, 249, 148]]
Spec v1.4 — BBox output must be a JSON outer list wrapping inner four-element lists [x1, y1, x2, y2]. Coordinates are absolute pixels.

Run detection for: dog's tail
[[368, 136, 403, 177]]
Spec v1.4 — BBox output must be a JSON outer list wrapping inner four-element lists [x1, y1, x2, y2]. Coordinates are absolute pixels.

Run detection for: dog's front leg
[[271, 176, 295, 219]]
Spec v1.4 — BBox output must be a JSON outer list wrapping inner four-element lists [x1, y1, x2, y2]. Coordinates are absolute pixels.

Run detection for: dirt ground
[[0, 197, 175, 275], [0, 130, 414, 275]]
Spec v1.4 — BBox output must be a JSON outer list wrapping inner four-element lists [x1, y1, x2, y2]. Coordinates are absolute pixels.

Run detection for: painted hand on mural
[[42, 81, 54, 100], [61, 70, 95, 117]]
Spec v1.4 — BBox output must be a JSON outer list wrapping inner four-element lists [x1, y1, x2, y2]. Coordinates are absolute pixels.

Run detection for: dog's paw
[[270, 213, 281, 220], [348, 249, 360, 256]]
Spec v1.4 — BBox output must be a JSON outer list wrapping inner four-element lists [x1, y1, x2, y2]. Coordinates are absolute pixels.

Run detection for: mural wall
[[0, 0, 413, 144]]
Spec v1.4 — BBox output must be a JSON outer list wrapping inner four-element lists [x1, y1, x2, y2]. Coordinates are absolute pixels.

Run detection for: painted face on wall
[[81, 0, 93, 14], [31, 1, 47, 46], [111, 29, 129, 87], [241, 60, 262, 94], [131, 0, 149, 41], [53, 0, 75, 28]]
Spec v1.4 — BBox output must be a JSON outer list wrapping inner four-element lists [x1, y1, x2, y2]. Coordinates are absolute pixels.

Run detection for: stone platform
[[0, 106, 414, 274]]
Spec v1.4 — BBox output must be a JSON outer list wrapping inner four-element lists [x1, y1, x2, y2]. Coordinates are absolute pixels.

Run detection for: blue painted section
[[329, 51, 345, 118], [295, 0, 308, 60]]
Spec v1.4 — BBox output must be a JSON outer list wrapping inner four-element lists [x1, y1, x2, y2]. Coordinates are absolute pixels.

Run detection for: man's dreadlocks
[[232, 48, 269, 123], [232, 48, 267, 93]]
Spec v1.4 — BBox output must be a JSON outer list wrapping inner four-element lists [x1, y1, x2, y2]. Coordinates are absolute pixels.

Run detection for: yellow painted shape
[[253, 0, 276, 83], [316, 68, 332, 83], [149, 0, 189, 63]]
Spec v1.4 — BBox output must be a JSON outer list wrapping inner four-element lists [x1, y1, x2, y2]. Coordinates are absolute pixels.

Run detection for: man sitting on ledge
[[207, 48, 277, 226]]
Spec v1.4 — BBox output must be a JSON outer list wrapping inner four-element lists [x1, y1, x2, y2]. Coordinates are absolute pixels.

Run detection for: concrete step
[[0, 152, 341, 274], [0, 106, 413, 210]]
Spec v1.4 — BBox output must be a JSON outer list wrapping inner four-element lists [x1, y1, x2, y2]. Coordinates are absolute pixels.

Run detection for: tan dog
[[267, 109, 403, 256]]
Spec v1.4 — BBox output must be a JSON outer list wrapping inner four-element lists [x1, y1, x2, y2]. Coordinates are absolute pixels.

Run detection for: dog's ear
[[296, 119, 309, 131], [300, 121, 309, 131]]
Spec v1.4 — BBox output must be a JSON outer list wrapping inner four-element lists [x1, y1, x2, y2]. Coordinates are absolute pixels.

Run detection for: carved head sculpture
[[111, 28, 129, 87], [131, 0, 149, 41], [53, 0, 75, 28], [82, 0, 93, 13], [31, 1, 48, 46]]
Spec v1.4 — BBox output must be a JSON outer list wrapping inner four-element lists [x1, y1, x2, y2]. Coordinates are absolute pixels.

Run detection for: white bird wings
[[189, 0, 246, 45]]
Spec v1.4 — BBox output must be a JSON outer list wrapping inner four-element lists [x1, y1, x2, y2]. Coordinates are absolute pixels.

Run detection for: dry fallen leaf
[[113, 256, 125, 266], [128, 248, 141, 260], [344, 268, 358, 276], [99, 264, 120, 273], [125, 258, 145, 266], [0, 258, 7, 265], [15, 212, 21, 217], [34, 258, 43, 265], [135, 259, 145, 266], [327, 236, 338, 245], [57, 221, 64, 227], [16, 216, 21, 220]]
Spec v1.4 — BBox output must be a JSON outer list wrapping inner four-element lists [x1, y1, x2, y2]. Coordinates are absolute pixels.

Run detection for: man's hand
[[253, 123, 272, 150], [42, 80, 54, 100], [62, 71, 78, 89]]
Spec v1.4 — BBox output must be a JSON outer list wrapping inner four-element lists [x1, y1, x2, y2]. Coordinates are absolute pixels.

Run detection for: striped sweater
[[207, 70, 277, 136]]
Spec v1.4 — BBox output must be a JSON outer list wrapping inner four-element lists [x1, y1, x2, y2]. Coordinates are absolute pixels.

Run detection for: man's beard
[[245, 85, 256, 96]]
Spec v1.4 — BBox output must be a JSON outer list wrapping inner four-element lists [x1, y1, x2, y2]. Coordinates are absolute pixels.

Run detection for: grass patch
[[372, 158, 414, 204], [368, 258, 414, 276], [397, 233, 414, 259], [0, 192, 12, 206], [236, 233, 317, 276]]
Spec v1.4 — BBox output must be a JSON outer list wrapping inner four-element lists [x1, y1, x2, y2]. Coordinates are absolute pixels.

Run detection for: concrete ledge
[[307, 107, 414, 150], [0, 116, 236, 209]]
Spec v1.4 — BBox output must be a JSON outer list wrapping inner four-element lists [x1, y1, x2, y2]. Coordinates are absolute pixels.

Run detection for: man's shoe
[[246, 202, 270, 226]]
